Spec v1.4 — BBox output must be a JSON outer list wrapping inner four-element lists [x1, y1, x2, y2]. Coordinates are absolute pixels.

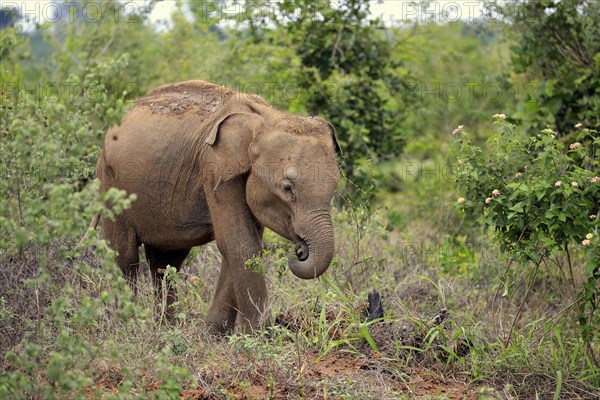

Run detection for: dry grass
[[1, 208, 598, 399]]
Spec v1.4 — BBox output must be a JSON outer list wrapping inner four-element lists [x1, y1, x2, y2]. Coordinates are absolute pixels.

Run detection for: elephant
[[94, 80, 341, 334]]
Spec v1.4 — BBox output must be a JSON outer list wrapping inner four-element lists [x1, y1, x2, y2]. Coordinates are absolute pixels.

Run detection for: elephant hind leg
[[144, 245, 190, 322], [102, 218, 140, 294]]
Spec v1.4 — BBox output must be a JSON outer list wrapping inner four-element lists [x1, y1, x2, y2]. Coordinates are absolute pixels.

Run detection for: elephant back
[[135, 80, 238, 120]]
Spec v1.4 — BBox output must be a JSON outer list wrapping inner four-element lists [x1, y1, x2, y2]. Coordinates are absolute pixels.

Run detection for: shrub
[[452, 116, 599, 357]]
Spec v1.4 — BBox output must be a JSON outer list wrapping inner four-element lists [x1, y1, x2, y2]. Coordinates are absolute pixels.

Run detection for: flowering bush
[[452, 117, 599, 341]]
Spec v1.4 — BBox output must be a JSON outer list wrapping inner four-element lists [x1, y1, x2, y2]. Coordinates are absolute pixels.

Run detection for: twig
[[531, 298, 579, 345], [75, 213, 100, 249], [79, 1, 112, 94], [492, 257, 513, 335], [44, 27, 82, 67], [544, 255, 568, 287], [35, 286, 41, 337], [16, 181, 23, 227], [564, 245, 576, 292], [92, 26, 116, 62], [492, 258, 514, 306], [504, 255, 543, 347], [330, 26, 344, 71]]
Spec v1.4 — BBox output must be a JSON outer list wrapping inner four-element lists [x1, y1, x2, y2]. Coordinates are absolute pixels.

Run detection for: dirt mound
[[135, 80, 237, 116], [303, 352, 480, 399], [272, 115, 333, 137]]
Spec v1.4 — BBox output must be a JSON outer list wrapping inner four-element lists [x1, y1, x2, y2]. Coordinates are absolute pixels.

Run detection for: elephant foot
[[205, 318, 234, 337]]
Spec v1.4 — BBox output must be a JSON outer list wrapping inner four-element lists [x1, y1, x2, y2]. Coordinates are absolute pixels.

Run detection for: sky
[[5, 0, 498, 31], [148, 1, 495, 25]]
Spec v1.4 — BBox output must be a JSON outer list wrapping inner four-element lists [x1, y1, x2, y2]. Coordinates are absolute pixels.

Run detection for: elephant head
[[205, 110, 341, 279]]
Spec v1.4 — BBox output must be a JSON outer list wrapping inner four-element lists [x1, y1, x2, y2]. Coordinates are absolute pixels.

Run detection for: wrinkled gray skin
[[96, 80, 341, 334]]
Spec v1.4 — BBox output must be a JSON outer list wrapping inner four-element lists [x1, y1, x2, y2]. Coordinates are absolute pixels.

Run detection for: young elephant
[[95, 80, 341, 334]]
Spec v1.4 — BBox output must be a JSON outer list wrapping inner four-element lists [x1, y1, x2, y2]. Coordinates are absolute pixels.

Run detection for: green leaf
[[509, 202, 524, 213], [359, 323, 379, 352], [536, 190, 546, 201]]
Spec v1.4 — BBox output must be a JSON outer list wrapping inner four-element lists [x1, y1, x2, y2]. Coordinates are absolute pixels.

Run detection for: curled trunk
[[288, 214, 335, 279]]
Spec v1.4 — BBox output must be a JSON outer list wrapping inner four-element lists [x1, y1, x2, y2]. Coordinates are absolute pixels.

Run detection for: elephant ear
[[205, 112, 263, 184], [314, 117, 343, 156]]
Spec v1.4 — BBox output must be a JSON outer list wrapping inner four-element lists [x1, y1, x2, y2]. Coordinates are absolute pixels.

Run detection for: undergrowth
[[1, 200, 598, 399]]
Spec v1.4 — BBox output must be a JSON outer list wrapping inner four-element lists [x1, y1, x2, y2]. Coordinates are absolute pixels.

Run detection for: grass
[[1, 205, 599, 399]]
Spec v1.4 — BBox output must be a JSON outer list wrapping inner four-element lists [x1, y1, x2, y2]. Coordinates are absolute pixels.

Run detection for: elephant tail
[[75, 213, 100, 249]]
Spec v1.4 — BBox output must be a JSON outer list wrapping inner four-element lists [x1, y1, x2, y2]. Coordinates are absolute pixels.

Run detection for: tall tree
[[229, 0, 411, 191], [499, 0, 600, 135]]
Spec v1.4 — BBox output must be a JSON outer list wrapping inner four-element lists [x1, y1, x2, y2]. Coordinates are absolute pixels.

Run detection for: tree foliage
[[499, 0, 600, 135], [232, 0, 409, 188]]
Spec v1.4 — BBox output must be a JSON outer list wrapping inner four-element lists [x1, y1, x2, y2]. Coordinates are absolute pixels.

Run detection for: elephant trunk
[[289, 213, 335, 279]]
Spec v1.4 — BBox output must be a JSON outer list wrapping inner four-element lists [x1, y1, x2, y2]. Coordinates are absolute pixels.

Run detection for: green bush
[[453, 115, 599, 347]]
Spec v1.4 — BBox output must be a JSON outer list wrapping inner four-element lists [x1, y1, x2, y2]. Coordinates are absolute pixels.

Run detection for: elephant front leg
[[205, 256, 268, 335], [205, 259, 238, 334], [204, 178, 267, 335], [234, 265, 268, 333]]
